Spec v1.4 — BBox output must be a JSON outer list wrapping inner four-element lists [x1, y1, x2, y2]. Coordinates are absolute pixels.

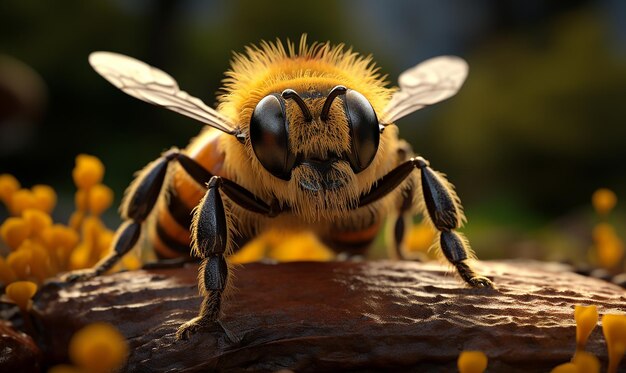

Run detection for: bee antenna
[[320, 85, 347, 121], [281, 89, 313, 122]]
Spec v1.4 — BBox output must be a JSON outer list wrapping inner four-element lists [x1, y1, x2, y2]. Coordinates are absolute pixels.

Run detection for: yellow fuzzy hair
[[209, 35, 407, 226], [217, 35, 394, 124]]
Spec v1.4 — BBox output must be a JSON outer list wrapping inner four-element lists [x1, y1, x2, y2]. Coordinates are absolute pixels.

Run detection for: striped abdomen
[[148, 130, 226, 258]]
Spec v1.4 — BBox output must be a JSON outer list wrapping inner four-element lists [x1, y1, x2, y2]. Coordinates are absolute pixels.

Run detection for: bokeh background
[[1, 0, 625, 261]]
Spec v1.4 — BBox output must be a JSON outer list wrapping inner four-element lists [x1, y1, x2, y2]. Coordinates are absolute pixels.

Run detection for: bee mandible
[[67, 36, 494, 339]]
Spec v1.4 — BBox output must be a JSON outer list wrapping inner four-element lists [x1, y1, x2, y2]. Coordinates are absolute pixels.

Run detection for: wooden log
[[26, 260, 626, 372]]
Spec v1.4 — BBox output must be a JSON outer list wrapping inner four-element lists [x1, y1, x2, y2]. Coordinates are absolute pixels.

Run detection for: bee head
[[249, 85, 382, 193]]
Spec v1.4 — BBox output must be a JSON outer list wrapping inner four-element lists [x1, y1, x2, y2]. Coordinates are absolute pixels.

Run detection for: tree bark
[[23, 260, 626, 372]]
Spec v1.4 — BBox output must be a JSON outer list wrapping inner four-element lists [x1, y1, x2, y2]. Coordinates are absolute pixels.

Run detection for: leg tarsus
[[415, 157, 495, 288], [455, 261, 494, 288]]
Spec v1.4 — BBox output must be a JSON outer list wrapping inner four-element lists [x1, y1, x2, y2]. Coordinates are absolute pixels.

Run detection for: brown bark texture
[[20, 260, 626, 372]]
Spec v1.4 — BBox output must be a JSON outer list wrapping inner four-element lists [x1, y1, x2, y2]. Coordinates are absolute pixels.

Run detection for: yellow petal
[[25, 241, 53, 282], [550, 363, 579, 373], [0, 174, 20, 204], [9, 189, 37, 216], [88, 184, 113, 215], [121, 253, 142, 271], [0, 256, 17, 284], [6, 249, 32, 279], [96, 229, 114, 258], [603, 314, 626, 373], [32, 184, 57, 213], [574, 305, 598, 350], [406, 222, 437, 253], [5, 280, 37, 310], [41, 224, 80, 251], [572, 351, 600, 373], [22, 208, 53, 234], [69, 323, 128, 373], [457, 350, 488, 373], [69, 244, 91, 270], [229, 237, 267, 264], [1, 217, 32, 250], [72, 154, 104, 190], [269, 231, 334, 262], [68, 211, 84, 231], [592, 188, 617, 216]]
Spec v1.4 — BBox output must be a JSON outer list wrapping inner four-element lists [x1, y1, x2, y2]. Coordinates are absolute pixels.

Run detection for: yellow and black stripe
[[325, 219, 382, 256], [147, 130, 226, 259]]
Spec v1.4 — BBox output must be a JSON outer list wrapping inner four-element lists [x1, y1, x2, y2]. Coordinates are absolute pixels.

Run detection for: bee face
[[249, 86, 380, 194]]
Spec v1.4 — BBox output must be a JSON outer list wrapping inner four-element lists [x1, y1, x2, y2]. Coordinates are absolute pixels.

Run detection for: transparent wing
[[89, 51, 237, 135], [382, 56, 468, 124]]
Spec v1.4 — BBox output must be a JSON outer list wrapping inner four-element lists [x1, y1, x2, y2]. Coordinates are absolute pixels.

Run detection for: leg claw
[[468, 276, 495, 288], [175, 318, 240, 343], [176, 316, 206, 340]]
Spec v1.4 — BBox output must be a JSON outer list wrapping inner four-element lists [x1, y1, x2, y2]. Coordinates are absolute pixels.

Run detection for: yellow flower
[[69, 244, 92, 270], [88, 184, 114, 215], [591, 223, 624, 269], [22, 208, 53, 235], [572, 351, 600, 373], [457, 350, 488, 373], [0, 257, 17, 284], [574, 305, 598, 350], [269, 231, 334, 262], [9, 189, 37, 216], [72, 154, 104, 190], [32, 184, 57, 213], [121, 253, 142, 271], [6, 249, 32, 279], [68, 211, 84, 231], [5, 280, 37, 311], [406, 221, 436, 254], [69, 323, 128, 373], [229, 237, 267, 264], [603, 314, 626, 373], [592, 188, 617, 216], [550, 363, 578, 373], [41, 224, 80, 251], [20, 240, 54, 282], [0, 174, 20, 204], [1, 217, 31, 250]]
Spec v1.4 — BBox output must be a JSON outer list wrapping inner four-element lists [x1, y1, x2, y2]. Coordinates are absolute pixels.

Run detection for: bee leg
[[64, 149, 212, 282], [413, 157, 493, 288], [357, 156, 493, 288], [384, 141, 415, 260], [386, 189, 416, 260], [176, 175, 283, 340], [175, 176, 231, 340]]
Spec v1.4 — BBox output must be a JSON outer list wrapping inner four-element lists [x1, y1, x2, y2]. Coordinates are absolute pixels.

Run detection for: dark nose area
[[303, 156, 338, 175], [302, 154, 339, 175]]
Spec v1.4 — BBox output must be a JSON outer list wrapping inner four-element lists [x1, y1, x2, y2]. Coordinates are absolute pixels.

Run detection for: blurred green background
[[1, 0, 625, 261]]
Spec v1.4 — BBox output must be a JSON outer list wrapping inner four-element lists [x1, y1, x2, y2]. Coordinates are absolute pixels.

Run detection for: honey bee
[[68, 36, 494, 340]]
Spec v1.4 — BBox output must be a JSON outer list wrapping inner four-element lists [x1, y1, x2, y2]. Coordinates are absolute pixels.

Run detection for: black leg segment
[[65, 149, 213, 282], [356, 156, 493, 288], [176, 176, 231, 340]]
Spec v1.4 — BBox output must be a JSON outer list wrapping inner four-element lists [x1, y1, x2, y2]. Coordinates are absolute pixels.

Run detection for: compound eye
[[344, 90, 380, 173], [250, 94, 296, 180]]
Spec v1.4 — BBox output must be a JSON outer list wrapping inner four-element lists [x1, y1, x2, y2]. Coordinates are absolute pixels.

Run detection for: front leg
[[176, 176, 230, 340], [414, 157, 493, 288], [175, 175, 282, 340], [358, 157, 493, 288]]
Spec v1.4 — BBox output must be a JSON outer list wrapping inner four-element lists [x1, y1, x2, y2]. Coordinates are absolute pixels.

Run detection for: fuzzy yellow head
[[218, 36, 398, 221]]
